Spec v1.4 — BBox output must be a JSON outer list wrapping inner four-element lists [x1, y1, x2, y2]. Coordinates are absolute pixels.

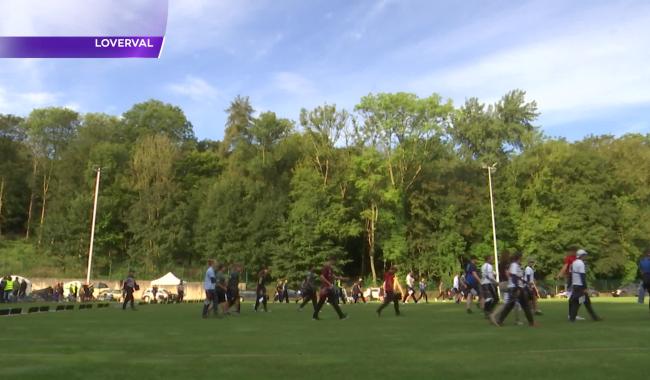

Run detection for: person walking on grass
[[377, 266, 401, 317], [313, 256, 347, 320], [639, 250, 650, 310], [490, 252, 536, 327], [254, 267, 269, 312], [298, 269, 318, 311], [215, 263, 229, 316], [352, 278, 366, 304], [418, 277, 428, 303], [452, 274, 461, 304], [122, 271, 138, 311], [403, 271, 418, 304], [524, 258, 542, 315], [569, 250, 601, 322], [227, 264, 242, 313], [177, 280, 185, 303], [465, 256, 482, 314], [557, 246, 584, 320], [481, 255, 499, 318], [202, 260, 216, 318]]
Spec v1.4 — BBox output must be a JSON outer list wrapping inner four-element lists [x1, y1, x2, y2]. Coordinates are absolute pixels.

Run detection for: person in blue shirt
[[639, 249, 650, 311], [464, 256, 481, 314]]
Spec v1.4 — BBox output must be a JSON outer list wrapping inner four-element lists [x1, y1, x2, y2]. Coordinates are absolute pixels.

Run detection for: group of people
[[201, 260, 243, 318], [0, 275, 27, 302], [196, 246, 650, 325]]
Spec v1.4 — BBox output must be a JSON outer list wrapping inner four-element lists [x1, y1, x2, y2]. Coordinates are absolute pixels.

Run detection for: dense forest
[[1, 90, 649, 284]]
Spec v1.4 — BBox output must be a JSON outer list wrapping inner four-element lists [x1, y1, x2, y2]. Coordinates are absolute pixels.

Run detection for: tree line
[[1, 90, 649, 284]]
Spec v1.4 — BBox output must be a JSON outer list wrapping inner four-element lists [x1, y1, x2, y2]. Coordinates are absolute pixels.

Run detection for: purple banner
[[0, 36, 164, 58]]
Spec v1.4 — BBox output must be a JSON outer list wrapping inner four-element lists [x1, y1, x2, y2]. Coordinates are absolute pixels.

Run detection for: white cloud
[[270, 72, 316, 97], [0, 86, 62, 114], [0, 0, 167, 36], [167, 75, 219, 102], [406, 3, 650, 125]]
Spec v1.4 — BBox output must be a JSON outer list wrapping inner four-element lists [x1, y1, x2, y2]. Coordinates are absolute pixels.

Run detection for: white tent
[[150, 272, 181, 286]]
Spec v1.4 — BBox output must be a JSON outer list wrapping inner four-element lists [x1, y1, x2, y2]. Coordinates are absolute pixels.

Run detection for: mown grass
[[1, 298, 649, 380]]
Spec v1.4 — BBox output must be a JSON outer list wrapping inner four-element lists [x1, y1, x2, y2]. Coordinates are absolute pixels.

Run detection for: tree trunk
[[25, 159, 38, 240], [367, 202, 378, 283], [0, 177, 4, 237], [38, 171, 50, 246]]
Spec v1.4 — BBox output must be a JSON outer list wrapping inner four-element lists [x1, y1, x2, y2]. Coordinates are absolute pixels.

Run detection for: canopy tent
[[150, 272, 181, 286]]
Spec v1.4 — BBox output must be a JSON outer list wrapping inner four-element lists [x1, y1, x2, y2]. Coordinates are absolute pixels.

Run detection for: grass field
[[1, 298, 649, 380]]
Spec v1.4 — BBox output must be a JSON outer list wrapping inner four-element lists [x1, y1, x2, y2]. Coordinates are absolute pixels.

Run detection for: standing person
[[569, 250, 601, 322], [122, 271, 138, 311], [481, 255, 499, 318], [202, 260, 216, 318], [435, 280, 446, 301], [524, 259, 542, 315], [377, 266, 401, 317], [418, 277, 428, 303], [557, 246, 584, 320], [403, 271, 418, 304], [281, 279, 290, 304], [254, 268, 269, 312], [274, 279, 283, 303], [452, 274, 462, 304], [336, 278, 348, 304], [490, 252, 536, 327], [4, 276, 14, 303], [177, 280, 185, 303], [639, 250, 650, 310], [19, 279, 27, 300], [352, 278, 366, 304], [215, 263, 229, 315], [227, 264, 242, 313], [312, 256, 347, 320], [464, 256, 482, 314], [298, 269, 317, 311]]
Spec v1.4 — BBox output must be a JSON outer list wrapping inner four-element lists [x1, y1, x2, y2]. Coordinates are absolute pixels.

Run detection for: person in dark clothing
[[569, 250, 601, 322], [352, 278, 366, 303], [313, 257, 347, 320], [227, 264, 242, 313], [377, 266, 400, 317], [639, 249, 650, 311], [464, 256, 482, 314], [298, 269, 317, 311], [418, 277, 428, 303], [177, 280, 185, 303], [281, 279, 290, 303], [122, 271, 138, 311], [18, 279, 28, 299], [490, 252, 535, 327], [255, 268, 269, 312]]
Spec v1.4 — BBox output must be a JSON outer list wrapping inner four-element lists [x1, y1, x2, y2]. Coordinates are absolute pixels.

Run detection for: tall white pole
[[86, 168, 101, 285], [486, 165, 500, 287]]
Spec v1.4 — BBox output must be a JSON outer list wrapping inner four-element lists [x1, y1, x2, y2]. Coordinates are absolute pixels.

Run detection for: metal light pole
[[483, 163, 500, 288], [85, 168, 101, 285]]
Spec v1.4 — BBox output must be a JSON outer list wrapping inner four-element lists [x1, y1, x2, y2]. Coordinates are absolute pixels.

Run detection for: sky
[[0, 0, 649, 141]]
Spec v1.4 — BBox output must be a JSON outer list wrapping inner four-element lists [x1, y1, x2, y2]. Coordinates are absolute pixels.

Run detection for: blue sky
[[1, 0, 649, 141]]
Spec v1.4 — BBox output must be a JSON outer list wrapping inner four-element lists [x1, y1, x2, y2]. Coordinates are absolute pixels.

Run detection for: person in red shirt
[[556, 246, 584, 320], [312, 256, 347, 320], [377, 265, 401, 317]]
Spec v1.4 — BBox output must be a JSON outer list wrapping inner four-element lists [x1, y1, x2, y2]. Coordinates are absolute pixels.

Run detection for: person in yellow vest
[[4, 276, 14, 303]]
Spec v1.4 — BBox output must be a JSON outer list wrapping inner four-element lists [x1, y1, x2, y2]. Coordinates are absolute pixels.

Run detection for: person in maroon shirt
[[377, 265, 401, 317], [312, 256, 347, 320]]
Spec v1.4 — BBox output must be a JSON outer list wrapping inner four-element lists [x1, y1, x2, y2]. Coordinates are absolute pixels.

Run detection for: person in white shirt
[[202, 259, 216, 318], [524, 259, 542, 315], [480, 255, 499, 317], [490, 252, 536, 327], [403, 271, 418, 303], [569, 250, 601, 322], [452, 274, 461, 303]]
